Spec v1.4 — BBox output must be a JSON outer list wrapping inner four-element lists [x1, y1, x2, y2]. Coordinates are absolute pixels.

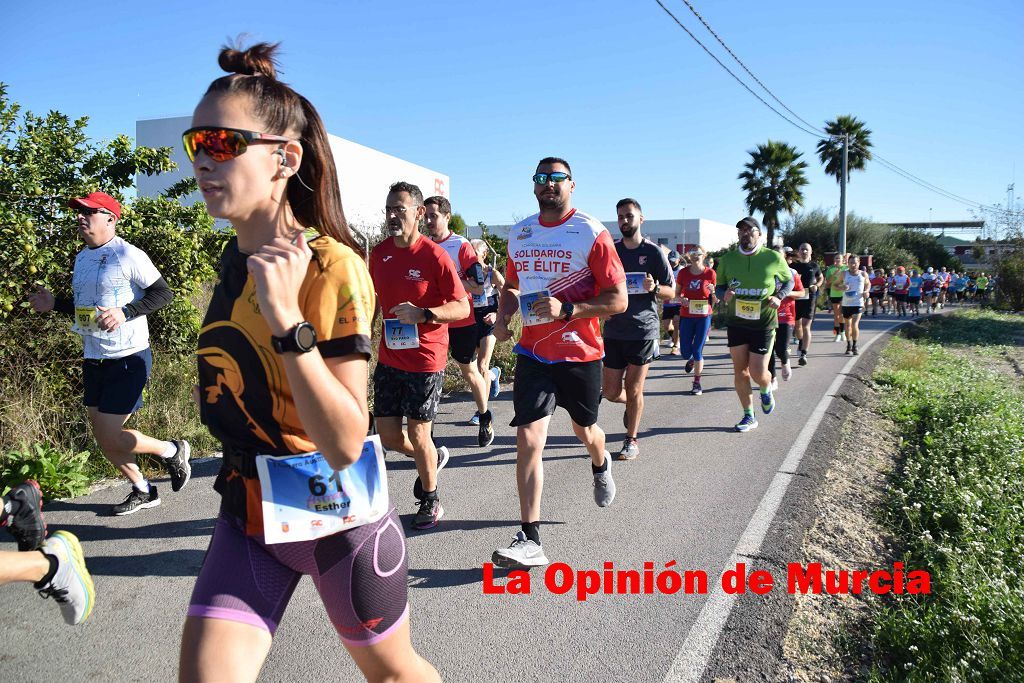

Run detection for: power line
[[654, 0, 1022, 222], [651, 0, 824, 141], [677, 0, 830, 138]]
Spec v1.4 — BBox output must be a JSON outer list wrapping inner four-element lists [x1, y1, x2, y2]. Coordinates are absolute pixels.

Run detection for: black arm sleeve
[[466, 262, 485, 286], [122, 277, 174, 320], [53, 297, 75, 317]]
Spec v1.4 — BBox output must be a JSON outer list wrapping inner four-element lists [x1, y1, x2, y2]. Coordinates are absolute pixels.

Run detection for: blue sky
[[5, 0, 1022, 230]]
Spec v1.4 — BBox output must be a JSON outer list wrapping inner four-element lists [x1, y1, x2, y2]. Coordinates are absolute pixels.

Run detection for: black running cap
[[736, 216, 762, 232]]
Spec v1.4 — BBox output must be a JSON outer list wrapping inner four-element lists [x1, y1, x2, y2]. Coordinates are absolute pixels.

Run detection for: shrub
[[0, 443, 92, 499]]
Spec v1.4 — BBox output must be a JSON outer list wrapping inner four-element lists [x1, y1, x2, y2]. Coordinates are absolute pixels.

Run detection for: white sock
[[134, 479, 151, 493], [159, 441, 177, 459]]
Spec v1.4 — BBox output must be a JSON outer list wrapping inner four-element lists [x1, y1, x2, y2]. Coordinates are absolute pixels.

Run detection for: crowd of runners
[[0, 40, 998, 682]]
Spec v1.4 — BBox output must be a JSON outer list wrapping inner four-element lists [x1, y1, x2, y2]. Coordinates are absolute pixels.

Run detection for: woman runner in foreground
[[178, 42, 438, 682]]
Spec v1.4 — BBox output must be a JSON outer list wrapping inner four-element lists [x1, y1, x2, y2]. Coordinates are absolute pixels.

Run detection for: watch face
[[296, 323, 317, 350]]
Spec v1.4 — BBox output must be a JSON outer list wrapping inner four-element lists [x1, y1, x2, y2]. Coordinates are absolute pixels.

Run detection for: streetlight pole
[[838, 133, 849, 256]]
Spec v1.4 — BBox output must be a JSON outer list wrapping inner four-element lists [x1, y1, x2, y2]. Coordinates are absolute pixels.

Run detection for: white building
[[136, 116, 449, 241], [474, 217, 735, 253]]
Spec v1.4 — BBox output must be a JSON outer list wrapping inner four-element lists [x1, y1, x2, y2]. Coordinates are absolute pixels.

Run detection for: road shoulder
[[702, 331, 900, 682]]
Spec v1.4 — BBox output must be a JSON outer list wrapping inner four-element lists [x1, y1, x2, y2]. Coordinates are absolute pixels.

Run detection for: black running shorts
[[602, 338, 659, 370], [661, 304, 681, 320], [82, 348, 152, 415], [448, 325, 478, 365], [372, 363, 444, 422], [474, 305, 497, 342], [511, 355, 601, 428], [794, 297, 816, 320], [841, 306, 863, 319], [726, 326, 775, 356]]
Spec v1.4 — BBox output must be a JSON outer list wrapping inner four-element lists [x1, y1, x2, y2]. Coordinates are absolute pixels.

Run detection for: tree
[[0, 82, 226, 364], [738, 140, 809, 248], [994, 243, 1024, 311], [781, 208, 887, 258], [816, 115, 873, 182], [449, 212, 467, 236]]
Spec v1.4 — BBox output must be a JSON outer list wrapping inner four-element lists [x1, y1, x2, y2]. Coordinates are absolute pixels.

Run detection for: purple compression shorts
[[188, 507, 409, 646]]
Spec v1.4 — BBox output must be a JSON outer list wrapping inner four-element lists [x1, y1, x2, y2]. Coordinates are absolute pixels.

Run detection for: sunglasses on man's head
[[182, 127, 292, 163], [533, 172, 571, 185]]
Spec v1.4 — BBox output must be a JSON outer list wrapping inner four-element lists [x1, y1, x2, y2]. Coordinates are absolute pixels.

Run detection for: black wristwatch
[[561, 302, 575, 321], [271, 322, 317, 354], [421, 307, 435, 323]]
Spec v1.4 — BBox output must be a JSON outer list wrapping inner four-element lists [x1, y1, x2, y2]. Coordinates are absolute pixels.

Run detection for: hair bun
[[218, 41, 280, 79]]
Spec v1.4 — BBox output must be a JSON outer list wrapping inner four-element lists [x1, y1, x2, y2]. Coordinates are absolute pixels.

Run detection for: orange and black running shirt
[[197, 235, 374, 534]]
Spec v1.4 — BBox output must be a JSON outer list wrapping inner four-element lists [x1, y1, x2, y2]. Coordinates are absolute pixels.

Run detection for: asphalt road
[[0, 314, 902, 682]]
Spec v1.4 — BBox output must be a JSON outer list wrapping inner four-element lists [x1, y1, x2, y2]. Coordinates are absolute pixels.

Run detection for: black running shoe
[[478, 410, 495, 447], [684, 359, 695, 374], [112, 486, 161, 516], [4, 479, 45, 550], [162, 440, 192, 493], [798, 354, 807, 366], [413, 446, 450, 501]]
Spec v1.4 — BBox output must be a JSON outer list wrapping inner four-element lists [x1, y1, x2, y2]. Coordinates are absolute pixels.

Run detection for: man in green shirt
[[715, 217, 794, 432], [975, 273, 989, 301]]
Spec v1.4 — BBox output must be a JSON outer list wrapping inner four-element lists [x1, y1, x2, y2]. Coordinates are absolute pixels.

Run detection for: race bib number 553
[[736, 299, 761, 321]]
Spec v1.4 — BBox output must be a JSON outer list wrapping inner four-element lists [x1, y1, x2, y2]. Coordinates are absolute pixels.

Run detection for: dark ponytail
[[205, 41, 360, 254]]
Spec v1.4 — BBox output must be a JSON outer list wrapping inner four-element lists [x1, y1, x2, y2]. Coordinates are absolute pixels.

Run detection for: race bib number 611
[[256, 436, 388, 545]]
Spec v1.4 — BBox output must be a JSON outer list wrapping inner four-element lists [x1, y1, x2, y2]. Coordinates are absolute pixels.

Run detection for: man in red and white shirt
[[424, 195, 494, 448], [370, 182, 469, 531], [491, 157, 627, 570]]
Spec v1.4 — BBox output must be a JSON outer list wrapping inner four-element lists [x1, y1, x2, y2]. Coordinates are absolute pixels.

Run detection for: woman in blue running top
[[178, 42, 438, 683]]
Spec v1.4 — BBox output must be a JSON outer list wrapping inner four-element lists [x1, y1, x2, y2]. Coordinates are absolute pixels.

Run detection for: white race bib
[[383, 319, 420, 350], [519, 290, 551, 327], [842, 290, 862, 307], [736, 299, 761, 321], [74, 306, 99, 333], [625, 272, 648, 295], [688, 299, 710, 316], [255, 436, 389, 545]]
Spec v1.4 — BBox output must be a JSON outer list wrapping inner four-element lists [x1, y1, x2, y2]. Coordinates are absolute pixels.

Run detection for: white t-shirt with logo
[[71, 236, 162, 360], [433, 233, 478, 328]]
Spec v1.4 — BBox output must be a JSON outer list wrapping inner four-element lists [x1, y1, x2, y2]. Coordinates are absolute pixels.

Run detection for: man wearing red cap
[[28, 191, 190, 516]]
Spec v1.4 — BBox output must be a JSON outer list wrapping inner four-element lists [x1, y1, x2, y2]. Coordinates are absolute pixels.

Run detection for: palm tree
[[816, 115, 873, 182], [738, 140, 809, 247]]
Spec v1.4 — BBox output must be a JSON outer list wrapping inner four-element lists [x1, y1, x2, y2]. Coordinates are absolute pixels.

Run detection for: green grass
[[870, 310, 1024, 680], [0, 349, 211, 497]]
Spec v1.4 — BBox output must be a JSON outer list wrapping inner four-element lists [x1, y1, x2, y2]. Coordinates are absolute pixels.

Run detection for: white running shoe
[[592, 452, 615, 507], [492, 531, 549, 568], [780, 362, 792, 381], [38, 531, 95, 625]]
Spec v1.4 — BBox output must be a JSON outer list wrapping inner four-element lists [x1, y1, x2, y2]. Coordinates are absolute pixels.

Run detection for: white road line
[[663, 322, 902, 683]]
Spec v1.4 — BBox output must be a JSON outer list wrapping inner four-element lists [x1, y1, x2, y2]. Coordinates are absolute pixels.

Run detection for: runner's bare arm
[[281, 352, 370, 470], [494, 282, 520, 342], [391, 297, 469, 324], [248, 233, 369, 469], [535, 281, 627, 320]]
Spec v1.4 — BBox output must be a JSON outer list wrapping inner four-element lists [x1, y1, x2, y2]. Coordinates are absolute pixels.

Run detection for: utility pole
[[838, 133, 848, 256], [681, 207, 686, 250]]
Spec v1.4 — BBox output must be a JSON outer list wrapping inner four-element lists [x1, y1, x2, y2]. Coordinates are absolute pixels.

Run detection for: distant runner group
[[0, 39, 998, 683]]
